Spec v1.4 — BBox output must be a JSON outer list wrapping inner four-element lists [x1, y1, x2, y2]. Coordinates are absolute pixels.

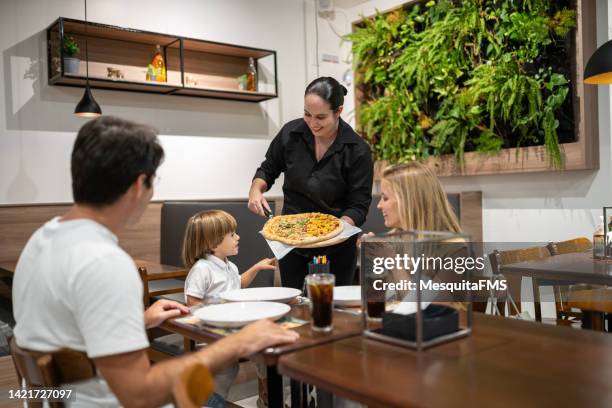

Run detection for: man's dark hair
[[71, 116, 164, 206], [304, 76, 348, 111]]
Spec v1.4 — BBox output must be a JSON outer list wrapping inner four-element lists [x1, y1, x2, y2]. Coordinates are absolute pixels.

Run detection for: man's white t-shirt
[[12, 217, 150, 407], [184, 255, 240, 301]]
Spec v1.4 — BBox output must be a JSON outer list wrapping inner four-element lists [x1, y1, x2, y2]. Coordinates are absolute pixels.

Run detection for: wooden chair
[[136, 262, 194, 363], [489, 246, 552, 317], [546, 237, 593, 325], [567, 287, 611, 331], [136, 261, 188, 307], [9, 337, 97, 408], [173, 362, 215, 408]]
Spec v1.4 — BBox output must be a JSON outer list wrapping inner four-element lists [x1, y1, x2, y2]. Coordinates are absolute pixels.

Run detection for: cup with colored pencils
[[308, 255, 330, 275]]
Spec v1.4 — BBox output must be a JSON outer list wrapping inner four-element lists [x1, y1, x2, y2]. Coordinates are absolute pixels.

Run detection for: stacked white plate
[[333, 285, 362, 307], [220, 287, 301, 303], [193, 301, 290, 328]]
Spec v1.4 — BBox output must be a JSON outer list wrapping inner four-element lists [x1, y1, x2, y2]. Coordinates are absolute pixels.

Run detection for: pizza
[[262, 212, 343, 245]]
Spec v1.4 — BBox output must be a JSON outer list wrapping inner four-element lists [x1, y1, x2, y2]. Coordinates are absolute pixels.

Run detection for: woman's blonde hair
[[382, 161, 461, 233], [181, 210, 238, 269]]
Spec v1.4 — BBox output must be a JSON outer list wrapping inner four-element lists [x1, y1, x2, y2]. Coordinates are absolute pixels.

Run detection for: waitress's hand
[[248, 180, 272, 217]]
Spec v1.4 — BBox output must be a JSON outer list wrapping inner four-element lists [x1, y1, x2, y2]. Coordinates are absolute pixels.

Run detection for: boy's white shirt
[[184, 254, 241, 300]]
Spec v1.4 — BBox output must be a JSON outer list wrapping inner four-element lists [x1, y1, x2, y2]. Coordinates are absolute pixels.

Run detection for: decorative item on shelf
[[237, 74, 247, 91], [584, 40, 612, 84], [593, 216, 604, 259], [145, 64, 156, 81], [106, 67, 124, 80], [601, 207, 612, 259], [185, 75, 198, 87], [74, 0, 101, 117], [147, 44, 166, 82], [63, 35, 80, 74], [246, 57, 257, 92]]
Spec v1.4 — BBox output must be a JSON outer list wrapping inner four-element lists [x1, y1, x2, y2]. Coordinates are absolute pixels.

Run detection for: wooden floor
[[0, 356, 20, 408]]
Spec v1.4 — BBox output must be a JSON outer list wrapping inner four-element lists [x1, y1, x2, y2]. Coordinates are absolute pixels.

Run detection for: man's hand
[[227, 319, 299, 357], [144, 299, 189, 329]]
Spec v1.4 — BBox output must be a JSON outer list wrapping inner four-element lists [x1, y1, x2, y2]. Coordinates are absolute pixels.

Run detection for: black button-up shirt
[[254, 118, 373, 227]]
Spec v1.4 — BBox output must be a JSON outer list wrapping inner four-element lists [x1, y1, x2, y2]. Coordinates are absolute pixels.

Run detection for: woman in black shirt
[[248, 77, 373, 288]]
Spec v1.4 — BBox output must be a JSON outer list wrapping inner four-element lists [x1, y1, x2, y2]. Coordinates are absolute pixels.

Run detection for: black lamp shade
[[584, 40, 612, 84], [74, 86, 102, 117]]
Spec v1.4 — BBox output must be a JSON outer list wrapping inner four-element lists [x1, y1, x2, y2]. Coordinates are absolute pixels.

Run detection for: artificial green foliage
[[63, 36, 80, 57], [346, 0, 576, 168]]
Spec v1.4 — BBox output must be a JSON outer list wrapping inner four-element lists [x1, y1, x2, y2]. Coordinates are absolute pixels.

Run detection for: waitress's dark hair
[[304, 76, 348, 112]]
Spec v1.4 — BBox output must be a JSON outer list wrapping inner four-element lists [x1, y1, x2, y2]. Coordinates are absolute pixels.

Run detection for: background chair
[[173, 362, 214, 408], [567, 287, 611, 331], [545, 237, 593, 325], [489, 246, 551, 317]]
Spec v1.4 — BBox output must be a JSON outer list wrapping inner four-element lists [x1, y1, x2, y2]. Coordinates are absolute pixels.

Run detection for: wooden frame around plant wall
[[353, 0, 599, 178]]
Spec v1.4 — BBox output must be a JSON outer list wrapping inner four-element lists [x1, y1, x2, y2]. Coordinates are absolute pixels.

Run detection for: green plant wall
[[346, 0, 576, 168]]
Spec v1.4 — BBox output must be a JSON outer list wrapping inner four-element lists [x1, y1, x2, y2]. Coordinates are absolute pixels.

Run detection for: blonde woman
[[373, 162, 468, 310], [377, 161, 460, 233]]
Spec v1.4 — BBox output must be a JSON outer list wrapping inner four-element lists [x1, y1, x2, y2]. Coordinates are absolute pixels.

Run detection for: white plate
[[220, 287, 302, 303], [193, 301, 290, 328], [334, 285, 361, 307]]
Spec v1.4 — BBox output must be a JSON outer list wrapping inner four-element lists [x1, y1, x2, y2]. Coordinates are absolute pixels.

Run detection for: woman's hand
[[248, 179, 271, 216], [357, 231, 375, 249]]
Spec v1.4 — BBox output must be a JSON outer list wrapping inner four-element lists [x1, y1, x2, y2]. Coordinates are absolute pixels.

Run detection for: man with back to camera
[[12, 116, 299, 407]]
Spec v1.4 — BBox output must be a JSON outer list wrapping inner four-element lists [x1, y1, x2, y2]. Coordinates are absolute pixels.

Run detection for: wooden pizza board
[[295, 233, 351, 249]]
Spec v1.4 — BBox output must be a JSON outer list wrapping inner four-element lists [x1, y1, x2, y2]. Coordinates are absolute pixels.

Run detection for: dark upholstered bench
[[160, 200, 278, 287]]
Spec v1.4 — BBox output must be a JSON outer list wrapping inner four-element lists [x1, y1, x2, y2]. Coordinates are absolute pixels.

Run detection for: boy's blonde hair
[[181, 210, 238, 269], [382, 162, 461, 233]]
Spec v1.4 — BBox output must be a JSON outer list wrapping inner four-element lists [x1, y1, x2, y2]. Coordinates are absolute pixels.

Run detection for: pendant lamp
[[584, 40, 612, 84], [74, 0, 101, 117]]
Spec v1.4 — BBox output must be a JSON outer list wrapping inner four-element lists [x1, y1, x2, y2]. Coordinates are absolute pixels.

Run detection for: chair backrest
[[547, 237, 592, 255], [9, 337, 96, 408], [173, 363, 215, 408], [488, 246, 551, 315]]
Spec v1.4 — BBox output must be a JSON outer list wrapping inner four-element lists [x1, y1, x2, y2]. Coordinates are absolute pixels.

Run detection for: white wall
[[0, 0, 319, 203], [2, 0, 611, 244]]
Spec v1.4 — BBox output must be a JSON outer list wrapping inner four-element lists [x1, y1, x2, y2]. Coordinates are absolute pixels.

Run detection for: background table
[[279, 313, 612, 408], [500, 250, 612, 286], [500, 250, 612, 322]]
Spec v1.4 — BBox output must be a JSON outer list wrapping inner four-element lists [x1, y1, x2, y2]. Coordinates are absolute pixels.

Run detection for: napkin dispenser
[[360, 231, 477, 350], [378, 304, 459, 342]]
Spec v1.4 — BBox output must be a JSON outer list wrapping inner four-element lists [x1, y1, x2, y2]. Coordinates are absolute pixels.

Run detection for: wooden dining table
[[500, 250, 612, 322], [160, 303, 363, 408], [500, 250, 612, 286], [278, 313, 612, 408]]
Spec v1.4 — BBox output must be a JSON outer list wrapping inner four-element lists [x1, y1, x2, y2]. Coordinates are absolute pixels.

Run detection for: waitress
[[248, 76, 373, 289]]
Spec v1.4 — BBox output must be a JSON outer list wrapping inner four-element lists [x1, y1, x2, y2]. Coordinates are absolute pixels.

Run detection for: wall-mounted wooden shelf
[[46, 17, 278, 103]]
